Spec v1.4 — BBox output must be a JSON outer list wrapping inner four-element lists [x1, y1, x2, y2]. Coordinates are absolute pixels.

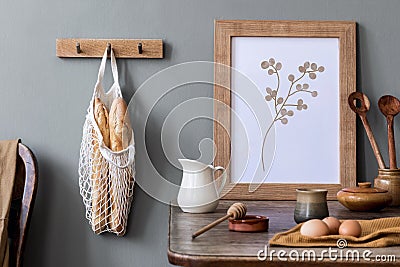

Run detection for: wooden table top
[[168, 200, 400, 267]]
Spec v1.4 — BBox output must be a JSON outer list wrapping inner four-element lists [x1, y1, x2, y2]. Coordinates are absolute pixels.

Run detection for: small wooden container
[[374, 169, 400, 206], [337, 182, 392, 211]]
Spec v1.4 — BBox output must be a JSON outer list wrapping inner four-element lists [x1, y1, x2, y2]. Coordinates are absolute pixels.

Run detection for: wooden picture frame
[[214, 20, 356, 200]]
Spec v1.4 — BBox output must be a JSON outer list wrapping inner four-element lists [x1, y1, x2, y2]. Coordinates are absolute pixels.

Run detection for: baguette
[[108, 97, 131, 235], [91, 97, 110, 234], [109, 97, 131, 151]]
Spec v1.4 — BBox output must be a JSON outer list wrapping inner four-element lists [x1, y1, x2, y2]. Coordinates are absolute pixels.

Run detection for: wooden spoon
[[348, 92, 386, 169], [378, 95, 400, 169]]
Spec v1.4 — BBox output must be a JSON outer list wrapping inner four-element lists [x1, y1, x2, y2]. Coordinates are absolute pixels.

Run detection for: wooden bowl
[[337, 182, 392, 211], [228, 215, 269, 232]]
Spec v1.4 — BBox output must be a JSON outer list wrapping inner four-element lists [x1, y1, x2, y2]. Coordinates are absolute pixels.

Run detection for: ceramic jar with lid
[[337, 182, 392, 211]]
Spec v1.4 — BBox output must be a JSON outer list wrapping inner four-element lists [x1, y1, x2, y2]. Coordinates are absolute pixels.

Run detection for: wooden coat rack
[[56, 39, 163, 58]]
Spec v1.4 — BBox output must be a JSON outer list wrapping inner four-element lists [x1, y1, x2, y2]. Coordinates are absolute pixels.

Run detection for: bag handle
[[110, 48, 119, 83], [94, 47, 121, 97]]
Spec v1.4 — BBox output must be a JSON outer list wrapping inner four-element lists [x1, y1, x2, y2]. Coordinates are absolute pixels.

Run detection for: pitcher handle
[[212, 166, 227, 196]]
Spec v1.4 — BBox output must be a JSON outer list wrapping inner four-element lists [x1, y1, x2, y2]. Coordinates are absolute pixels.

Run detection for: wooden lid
[[342, 182, 388, 193]]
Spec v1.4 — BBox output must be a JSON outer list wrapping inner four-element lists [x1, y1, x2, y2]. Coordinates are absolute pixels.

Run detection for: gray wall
[[1, 0, 400, 266]]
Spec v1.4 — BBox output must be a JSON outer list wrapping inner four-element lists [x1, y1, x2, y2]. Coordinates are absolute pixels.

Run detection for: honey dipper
[[192, 203, 247, 239]]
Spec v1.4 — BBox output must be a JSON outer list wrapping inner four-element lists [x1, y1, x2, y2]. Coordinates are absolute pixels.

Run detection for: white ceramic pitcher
[[177, 159, 227, 213]]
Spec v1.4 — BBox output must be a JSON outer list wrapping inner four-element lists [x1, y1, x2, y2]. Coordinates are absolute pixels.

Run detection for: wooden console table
[[168, 201, 400, 266]]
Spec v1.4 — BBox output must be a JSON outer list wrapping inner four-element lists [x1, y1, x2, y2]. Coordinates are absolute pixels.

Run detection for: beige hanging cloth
[[0, 140, 19, 267]]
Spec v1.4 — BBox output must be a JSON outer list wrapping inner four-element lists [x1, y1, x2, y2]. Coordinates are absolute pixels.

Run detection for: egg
[[339, 220, 362, 237], [300, 219, 330, 237], [322, 217, 341, 235]]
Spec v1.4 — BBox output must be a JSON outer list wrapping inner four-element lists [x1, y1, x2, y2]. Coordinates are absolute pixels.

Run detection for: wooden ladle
[[348, 92, 386, 169], [378, 95, 400, 169]]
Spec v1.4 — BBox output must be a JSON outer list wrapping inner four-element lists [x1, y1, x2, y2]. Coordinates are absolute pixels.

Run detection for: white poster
[[231, 37, 340, 185]]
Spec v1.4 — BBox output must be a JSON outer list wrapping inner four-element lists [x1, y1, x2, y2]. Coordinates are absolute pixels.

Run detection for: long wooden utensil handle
[[360, 116, 386, 169], [192, 214, 232, 239], [387, 116, 397, 169]]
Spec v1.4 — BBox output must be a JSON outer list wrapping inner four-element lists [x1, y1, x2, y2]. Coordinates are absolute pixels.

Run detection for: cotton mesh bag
[[78, 47, 135, 236]]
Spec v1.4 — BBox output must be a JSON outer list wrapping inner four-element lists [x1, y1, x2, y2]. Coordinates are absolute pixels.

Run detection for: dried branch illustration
[[260, 58, 325, 171]]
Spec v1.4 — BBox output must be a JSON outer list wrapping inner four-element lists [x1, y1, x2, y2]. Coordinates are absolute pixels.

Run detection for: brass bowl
[[337, 182, 392, 212]]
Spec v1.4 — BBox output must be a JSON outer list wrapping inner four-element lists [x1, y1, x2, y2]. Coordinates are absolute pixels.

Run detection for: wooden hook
[[56, 39, 163, 58]]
